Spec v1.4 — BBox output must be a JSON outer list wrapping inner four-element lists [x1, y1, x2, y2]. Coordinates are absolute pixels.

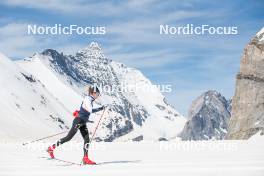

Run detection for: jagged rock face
[[226, 27, 264, 139], [179, 90, 231, 140], [20, 42, 185, 141]]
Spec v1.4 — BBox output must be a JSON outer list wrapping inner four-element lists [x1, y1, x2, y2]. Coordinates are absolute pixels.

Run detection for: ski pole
[[22, 131, 68, 146], [90, 108, 106, 144]]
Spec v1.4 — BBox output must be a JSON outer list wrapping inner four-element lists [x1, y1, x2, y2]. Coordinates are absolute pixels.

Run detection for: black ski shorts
[[57, 117, 90, 154]]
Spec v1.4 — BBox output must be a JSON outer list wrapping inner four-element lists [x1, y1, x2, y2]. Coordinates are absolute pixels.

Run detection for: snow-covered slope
[[0, 52, 71, 141], [17, 42, 186, 141], [16, 54, 82, 112], [1, 140, 264, 176]]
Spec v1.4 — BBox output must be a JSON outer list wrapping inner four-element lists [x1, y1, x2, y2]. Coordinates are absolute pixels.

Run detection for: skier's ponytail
[[88, 86, 93, 95], [88, 85, 100, 95]]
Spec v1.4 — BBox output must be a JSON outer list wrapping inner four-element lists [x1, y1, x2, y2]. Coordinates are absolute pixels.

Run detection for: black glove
[[92, 106, 104, 113], [99, 106, 105, 111]]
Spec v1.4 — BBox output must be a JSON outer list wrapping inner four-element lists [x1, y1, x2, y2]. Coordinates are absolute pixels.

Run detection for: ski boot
[[47, 145, 55, 159], [82, 154, 96, 165]]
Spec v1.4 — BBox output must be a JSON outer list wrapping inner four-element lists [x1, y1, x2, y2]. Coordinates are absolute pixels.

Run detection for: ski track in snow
[[0, 139, 264, 176]]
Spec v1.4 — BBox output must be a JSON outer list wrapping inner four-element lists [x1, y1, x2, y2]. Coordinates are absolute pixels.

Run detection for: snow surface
[[256, 27, 264, 42], [0, 139, 264, 176]]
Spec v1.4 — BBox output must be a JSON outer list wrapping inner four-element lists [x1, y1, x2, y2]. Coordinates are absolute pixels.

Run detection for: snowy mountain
[[17, 42, 186, 141], [179, 90, 231, 140], [0, 52, 71, 141]]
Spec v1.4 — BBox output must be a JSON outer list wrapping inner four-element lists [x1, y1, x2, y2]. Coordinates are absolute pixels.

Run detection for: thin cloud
[[0, 22, 65, 58], [0, 0, 158, 17], [107, 49, 189, 69]]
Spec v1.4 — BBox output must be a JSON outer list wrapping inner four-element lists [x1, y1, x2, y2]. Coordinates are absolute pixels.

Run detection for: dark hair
[[88, 85, 100, 95]]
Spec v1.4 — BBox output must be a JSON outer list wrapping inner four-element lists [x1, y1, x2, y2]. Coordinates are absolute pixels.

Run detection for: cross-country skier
[[47, 85, 105, 165]]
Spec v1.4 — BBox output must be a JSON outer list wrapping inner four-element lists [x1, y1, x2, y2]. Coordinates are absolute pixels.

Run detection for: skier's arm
[[92, 106, 105, 113]]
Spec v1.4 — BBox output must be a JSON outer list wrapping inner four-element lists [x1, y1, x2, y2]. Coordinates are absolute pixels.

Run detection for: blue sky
[[0, 0, 263, 116]]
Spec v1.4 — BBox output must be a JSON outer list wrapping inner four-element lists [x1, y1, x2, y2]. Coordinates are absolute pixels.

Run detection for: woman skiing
[[47, 85, 105, 165]]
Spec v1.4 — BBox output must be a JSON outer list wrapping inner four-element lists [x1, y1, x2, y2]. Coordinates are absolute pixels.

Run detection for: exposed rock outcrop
[[226, 27, 264, 139]]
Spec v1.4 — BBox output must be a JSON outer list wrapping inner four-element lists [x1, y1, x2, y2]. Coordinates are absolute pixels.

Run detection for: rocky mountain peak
[[188, 90, 229, 119], [77, 42, 105, 59], [179, 90, 231, 140], [41, 49, 61, 58], [89, 42, 103, 51]]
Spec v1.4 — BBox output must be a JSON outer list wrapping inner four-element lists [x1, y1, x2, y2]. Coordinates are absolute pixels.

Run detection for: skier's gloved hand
[[98, 105, 108, 111], [102, 105, 108, 110], [103, 104, 113, 110], [92, 106, 105, 113], [97, 106, 104, 111]]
